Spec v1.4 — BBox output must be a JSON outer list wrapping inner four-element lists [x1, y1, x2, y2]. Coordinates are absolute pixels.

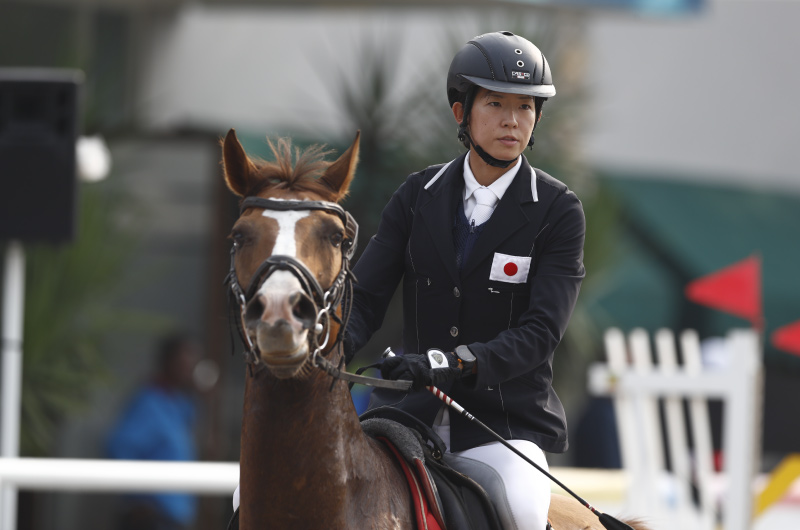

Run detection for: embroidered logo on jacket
[[489, 252, 531, 284]]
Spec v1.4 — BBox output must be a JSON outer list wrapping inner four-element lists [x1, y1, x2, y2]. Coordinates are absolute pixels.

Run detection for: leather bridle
[[224, 197, 411, 391], [225, 197, 357, 370]]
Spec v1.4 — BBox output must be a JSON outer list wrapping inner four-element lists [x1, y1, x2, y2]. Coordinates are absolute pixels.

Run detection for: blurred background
[[1, 0, 799, 528]]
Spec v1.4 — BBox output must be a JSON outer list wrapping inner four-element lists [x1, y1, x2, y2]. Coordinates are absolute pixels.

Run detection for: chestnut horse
[[221, 129, 650, 530]]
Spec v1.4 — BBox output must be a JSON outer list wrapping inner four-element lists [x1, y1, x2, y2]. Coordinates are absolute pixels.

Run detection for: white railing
[[0, 458, 239, 494], [0, 458, 628, 528], [0, 458, 626, 497], [0, 458, 240, 530], [589, 327, 763, 530]]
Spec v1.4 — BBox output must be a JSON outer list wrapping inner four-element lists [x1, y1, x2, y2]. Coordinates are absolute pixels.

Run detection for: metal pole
[[1, 241, 25, 530]]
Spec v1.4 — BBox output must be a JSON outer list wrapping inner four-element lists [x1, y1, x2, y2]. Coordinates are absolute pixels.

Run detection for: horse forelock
[[246, 137, 341, 203]]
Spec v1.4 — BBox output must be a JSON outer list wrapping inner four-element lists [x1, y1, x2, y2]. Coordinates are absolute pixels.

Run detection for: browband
[[240, 197, 346, 219]]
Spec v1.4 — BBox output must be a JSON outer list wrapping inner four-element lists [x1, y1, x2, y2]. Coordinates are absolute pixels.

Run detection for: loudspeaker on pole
[[0, 68, 84, 243]]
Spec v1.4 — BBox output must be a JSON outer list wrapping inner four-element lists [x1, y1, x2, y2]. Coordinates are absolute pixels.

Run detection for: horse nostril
[[291, 292, 316, 328], [244, 295, 265, 323]]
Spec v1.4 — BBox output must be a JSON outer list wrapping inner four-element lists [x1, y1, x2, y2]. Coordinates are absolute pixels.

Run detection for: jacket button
[[450, 326, 459, 337], [453, 287, 460, 298]]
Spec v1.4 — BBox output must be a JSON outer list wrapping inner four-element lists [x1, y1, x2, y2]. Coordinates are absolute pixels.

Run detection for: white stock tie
[[470, 187, 498, 227]]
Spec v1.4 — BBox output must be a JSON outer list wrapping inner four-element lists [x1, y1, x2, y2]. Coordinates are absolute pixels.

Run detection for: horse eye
[[230, 231, 246, 248], [329, 232, 344, 248]]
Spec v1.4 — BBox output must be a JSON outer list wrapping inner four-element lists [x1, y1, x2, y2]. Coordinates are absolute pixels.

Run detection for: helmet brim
[[462, 75, 556, 98]]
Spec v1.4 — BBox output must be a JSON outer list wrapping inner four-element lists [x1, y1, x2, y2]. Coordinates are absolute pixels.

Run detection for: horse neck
[[238, 348, 380, 523]]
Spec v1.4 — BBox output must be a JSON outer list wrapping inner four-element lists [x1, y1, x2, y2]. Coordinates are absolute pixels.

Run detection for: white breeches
[[435, 408, 551, 530]]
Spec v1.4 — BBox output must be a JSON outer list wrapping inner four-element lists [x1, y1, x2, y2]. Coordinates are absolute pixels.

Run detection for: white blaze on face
[[263, 209, 311, 258], [254, 208, 310, 321]]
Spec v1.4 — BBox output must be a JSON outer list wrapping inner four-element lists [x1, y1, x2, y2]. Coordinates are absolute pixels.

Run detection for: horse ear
[[222, 128, 258, 197], [320, 131, 360, 203]]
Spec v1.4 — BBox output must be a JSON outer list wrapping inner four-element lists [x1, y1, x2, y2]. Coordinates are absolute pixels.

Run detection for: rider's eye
[[330, 232, 344, 248]]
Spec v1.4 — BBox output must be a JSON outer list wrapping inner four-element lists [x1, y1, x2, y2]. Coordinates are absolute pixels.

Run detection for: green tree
[[14, 182, 166, 455]]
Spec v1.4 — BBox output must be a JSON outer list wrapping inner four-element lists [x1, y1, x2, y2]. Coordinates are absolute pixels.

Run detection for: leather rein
[[225, 196, 411, 391]]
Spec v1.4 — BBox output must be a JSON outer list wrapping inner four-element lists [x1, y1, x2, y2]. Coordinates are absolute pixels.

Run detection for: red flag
[[772, 320, 800, 357], [685, 255, 762, 328]]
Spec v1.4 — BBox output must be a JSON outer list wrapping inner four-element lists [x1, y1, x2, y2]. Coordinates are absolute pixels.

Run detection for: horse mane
[[248, 137, 341, 201]]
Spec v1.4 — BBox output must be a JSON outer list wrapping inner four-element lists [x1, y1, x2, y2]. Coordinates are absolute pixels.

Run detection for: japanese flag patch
[[489, 252, 531, 284]]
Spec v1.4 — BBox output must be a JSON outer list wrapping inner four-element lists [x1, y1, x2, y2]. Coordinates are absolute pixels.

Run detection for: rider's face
[[453, 88, 538, 162]]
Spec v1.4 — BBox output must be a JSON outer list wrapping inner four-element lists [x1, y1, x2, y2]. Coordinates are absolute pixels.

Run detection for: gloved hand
[[380, 350, 462, 391]]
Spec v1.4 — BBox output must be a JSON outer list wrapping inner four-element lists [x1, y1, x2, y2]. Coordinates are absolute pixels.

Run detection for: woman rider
[[346, 30, 586, 530]]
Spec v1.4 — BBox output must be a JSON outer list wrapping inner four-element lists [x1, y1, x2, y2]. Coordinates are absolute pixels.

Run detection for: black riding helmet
[[447, 31, 556, 168]]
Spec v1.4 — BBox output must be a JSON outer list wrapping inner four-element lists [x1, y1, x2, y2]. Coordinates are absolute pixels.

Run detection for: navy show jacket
[[345, 152, 585, 453]]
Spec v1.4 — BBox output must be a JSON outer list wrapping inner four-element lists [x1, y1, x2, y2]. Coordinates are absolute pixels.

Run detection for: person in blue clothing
[[107, 333, 201, 530], [344, 31, 586, 530]]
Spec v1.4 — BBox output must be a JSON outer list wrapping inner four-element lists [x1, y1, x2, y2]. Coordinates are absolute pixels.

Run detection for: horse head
[[222, 129, 359, 379]]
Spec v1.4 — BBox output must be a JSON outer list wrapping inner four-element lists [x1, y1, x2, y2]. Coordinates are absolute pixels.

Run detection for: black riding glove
[[380, 350, 462, 391]]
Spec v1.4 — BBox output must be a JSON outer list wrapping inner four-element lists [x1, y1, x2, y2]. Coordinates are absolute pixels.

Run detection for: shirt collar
[[462, 152, 523, 203]]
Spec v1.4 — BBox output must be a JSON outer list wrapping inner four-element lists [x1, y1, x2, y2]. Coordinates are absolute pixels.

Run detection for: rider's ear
[[222, 129, 258, 197], [319, 131, 360, 203]]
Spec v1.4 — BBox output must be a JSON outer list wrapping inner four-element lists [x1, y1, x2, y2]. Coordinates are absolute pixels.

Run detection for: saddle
[[360, 406, 502, 530]]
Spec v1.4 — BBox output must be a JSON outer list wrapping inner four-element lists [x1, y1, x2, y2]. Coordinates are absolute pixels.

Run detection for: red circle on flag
[[504, 263, 518, 276]]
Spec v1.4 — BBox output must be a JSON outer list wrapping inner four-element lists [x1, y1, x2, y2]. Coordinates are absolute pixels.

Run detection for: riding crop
[[382, 348, 634, 530]]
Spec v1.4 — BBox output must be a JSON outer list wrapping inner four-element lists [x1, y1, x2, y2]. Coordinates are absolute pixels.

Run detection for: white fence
[[0, 458, 239, 494], [0, 458, 629, 529], [0, 459, 239, 530], [588, 327, 763, 530]]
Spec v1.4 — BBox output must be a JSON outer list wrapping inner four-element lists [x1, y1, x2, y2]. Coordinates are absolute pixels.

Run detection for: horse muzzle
[[244, 271, 317, 376]]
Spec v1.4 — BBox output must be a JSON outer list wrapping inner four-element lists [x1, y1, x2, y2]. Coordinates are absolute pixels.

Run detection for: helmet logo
[[512, 71, 531, 81]]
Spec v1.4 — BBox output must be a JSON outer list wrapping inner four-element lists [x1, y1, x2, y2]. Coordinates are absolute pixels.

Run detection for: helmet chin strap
[[464, 131, 517, 168]]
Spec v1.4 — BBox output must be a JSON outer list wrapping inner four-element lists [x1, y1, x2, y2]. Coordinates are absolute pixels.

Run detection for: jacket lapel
[[418, 155, 465, 286], [461, 158, 536, 279]]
